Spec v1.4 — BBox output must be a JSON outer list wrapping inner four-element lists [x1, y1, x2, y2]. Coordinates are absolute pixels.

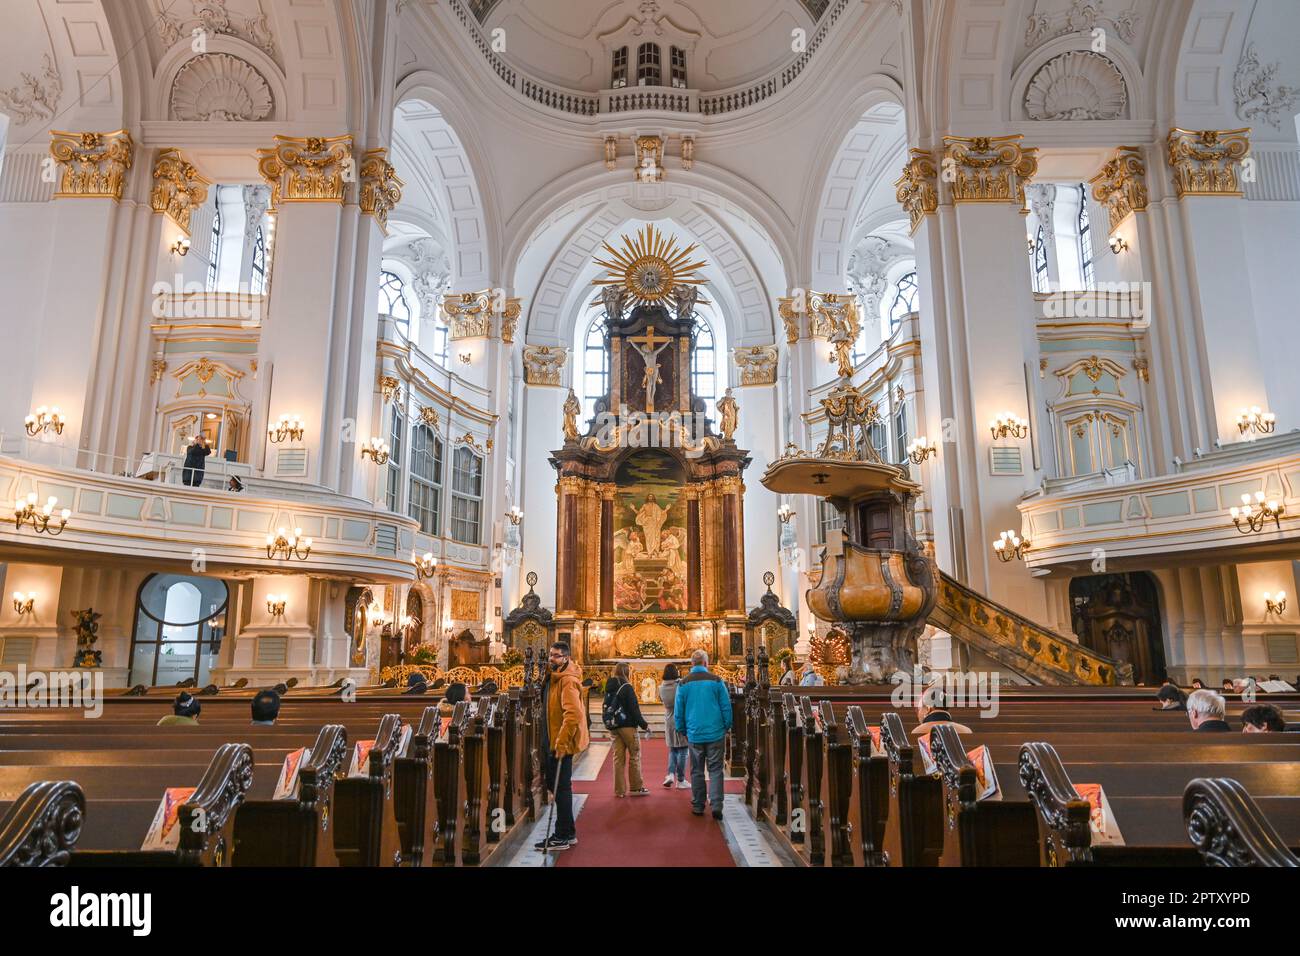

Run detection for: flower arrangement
[[633, 639, 668, 658], [501, 648, 524, 667], [72, 608, 103, 668], [407, 643, 439, 665]]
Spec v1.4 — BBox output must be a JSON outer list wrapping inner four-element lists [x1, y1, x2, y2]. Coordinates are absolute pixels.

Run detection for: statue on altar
[[717, 388, 738, 441], [562, 388, 581, 442]]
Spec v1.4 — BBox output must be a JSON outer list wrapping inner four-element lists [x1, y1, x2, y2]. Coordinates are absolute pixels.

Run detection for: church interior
[[1, 0, 1299, 890]]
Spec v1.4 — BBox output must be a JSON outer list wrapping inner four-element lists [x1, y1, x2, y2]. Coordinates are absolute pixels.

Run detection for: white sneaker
[[662, 774, 674, 788], [676, 779, 691, 789]]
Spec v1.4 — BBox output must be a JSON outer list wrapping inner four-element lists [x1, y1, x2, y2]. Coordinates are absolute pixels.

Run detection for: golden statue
[[829, 325, 855, 379], [562, 388, 581, 442], [716, 387, 739, 441]]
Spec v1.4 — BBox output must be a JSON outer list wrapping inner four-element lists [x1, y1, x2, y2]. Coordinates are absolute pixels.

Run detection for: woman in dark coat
[[182, 435, 211, 487]]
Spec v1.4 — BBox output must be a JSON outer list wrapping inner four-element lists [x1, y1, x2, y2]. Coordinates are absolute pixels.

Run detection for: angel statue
[[562, 388, 582, 442], [600, 285, 628, 324], [828, 320, 855, 379], [716, 387, 739, 441], [672, 285, 700, 323]]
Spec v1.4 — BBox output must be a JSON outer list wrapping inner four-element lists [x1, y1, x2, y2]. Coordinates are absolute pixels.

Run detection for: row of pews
[[0, 652, 556, 867], [727, 651, 1300, 867]]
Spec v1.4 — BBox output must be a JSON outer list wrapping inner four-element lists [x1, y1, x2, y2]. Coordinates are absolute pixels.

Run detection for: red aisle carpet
[[556, 738, 745, 867]]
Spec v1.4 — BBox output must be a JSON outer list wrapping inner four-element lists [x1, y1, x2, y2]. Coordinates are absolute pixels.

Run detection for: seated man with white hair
[[1186, 689, 1230, 732]]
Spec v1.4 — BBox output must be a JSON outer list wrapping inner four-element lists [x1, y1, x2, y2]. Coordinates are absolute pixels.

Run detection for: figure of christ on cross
[[628, 327, 673, 413]]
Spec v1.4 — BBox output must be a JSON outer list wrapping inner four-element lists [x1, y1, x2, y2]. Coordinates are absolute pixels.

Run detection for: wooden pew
[[232, 724, 349, 866], [331, 714, 403, 867], [842, 705, 888, 866], [393, 706, 438, 867], [431, 701, 469, 866], [0, 781, 85, 867], [1183, 777, 1300, 867]]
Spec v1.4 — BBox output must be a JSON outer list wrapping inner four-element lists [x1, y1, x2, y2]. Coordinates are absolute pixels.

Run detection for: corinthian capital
[[49, 129, 134, 201], [256, 134, 354, 207], [522, 345, 567, 386], [1166, 128, 1251, 198], [359, 147, 403, 233], [150, 148, 211, 235], [942, 134, 1039, 207], [894, 148, 938, 233], [1089, 146, 1148, 232]]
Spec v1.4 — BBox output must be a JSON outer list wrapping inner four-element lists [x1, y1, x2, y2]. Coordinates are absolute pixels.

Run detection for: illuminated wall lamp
[[777, 503, 795, 524], [12, 592, 35, 616], [458, 352, 473, 366], [361, 437, 391, 465], [506, 506, 524, 525], [907, 437, 937, 464], [414, 552, 437, 579], [992, 529, 1030, 562], [266, 527, 312, 560], [24, 406, 64, 436], [171, 237, 191, 257], [1237, 406, 1276, 437], [369, 603, 390, 629], [268, 414, 305, 443], [1230, 492, 1284, 534], [14, 493, 70, 535], [1108, 235, 1129, 254], [266, 595, 287, 618], [1264, 591, 1288, 615], [989, 413, 1029, 441]]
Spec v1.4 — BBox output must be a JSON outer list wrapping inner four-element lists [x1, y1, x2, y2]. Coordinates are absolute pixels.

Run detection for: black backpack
[[602, 680, 630, 731]]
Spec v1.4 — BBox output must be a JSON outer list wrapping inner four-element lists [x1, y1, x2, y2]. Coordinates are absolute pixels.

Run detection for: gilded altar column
[[555, 475, 583, 615]]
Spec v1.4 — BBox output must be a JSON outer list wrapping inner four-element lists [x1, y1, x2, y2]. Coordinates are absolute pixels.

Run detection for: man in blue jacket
[[674, 649, 733, 820]]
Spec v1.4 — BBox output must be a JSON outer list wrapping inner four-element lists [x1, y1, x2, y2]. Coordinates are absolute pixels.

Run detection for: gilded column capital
[[358, 147, 403, 234], [942, 134, 1039, 207], [49, 129, 134, 201], [1166, 127, 1251, 198], [149, 148, 211, 235], [441, 289, 522, 341], [256, 134, 354, 207], [1088, 145, 1148, 233], [522, 344, 567, 386], [732, 345, 779, 386], [775, 291, 858, 344], [894, 147, 938, 233]]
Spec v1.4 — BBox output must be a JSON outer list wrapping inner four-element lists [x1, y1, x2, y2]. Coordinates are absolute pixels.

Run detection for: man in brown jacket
[[535, 641, 588, 851]]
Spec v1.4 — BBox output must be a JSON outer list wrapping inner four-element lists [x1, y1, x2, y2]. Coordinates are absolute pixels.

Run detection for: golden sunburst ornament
[[591, 224, 708, 305]]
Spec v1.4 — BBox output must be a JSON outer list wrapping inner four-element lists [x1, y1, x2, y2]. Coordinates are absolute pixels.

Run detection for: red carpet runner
[[556, 738, 744, 867]]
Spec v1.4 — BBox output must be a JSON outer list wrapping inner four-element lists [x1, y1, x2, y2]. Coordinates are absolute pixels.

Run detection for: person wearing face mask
[[534, 641, 588, 852]]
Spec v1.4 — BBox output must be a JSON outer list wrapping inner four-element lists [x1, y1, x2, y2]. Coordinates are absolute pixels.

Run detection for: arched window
[[250, 225, 267, 295], [451, 446, 483, 544], [637, 43, 662, 86], [1077, 183, 1095, 290], [129, 573, 229, 687], [887, 271, 918, 334], [581, 315, 609, 425], [692, 318, 717, 408], [670, 46, 688, 88], [611, 46, 629, 88], [1031, 226, 1049, 294], [408, 423, 443, 535], [378, 270, 413, 335], [206, 195, 222, 291]]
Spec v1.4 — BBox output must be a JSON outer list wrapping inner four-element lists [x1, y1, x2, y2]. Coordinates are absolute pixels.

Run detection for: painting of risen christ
[[612, 451, 689, 613]]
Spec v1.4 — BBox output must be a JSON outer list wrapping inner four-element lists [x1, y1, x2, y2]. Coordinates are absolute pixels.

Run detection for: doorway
[[1069, 572, 1167, 685]]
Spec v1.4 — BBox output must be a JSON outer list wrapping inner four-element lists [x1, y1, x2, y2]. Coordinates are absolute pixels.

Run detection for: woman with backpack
[[658, 664, 690, 789], [604, 662, 650, 797]]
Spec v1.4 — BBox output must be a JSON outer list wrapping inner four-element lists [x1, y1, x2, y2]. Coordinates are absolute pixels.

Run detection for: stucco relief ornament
[[1025, 52, 1127, 121], [1025, 1, 1139, 47], [0, 54, 62, 126], [1233, 43, 1299, 130], [170, 53, 273, 121], [733, 345, 779, 386]]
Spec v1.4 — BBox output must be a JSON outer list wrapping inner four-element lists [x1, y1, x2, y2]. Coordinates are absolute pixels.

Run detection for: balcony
[[0, 443, 420, 582], [1017, 431, 1300, 574]]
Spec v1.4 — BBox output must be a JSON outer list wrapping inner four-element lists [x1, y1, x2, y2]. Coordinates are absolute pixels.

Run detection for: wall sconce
[[1237, 406, 1276, 437], [992, 529, 1030, 562], [1230, 492, 1284, 534], [266, 526, 312, 560], [360, 437, 391, 465], [777, 503, 795, 524], [907, 437, 937, 464], [14, 493, 70, 535], [266, 595, 287, 618], [989, 412, 1029, 441], [1264, 591, 1288, 615], [458, 352, 472, 366], [171, 237, 191, 257], [1108, 235, 1129, 254], [1026, 235, 1036, 254], [370, 603, 390, 629], [399, 613, 420, 635], [24, 406, 64, 437], [12, 592, 35, 616], [267, 414, 305, 443], [506, 506, 523, 525], [414, 552, 437, 579]]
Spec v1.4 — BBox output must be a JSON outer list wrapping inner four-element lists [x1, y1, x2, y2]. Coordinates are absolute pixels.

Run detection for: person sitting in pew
[[444, 682, 468, 706], [1240, 704, 1288, 733], [1186, 689, 1230, 732], [911, 686, 972, 735], [403, 673, 428, 695], [474, 680, 498, 696], [251, 689, 280, 725], [1154, 684, 1187, 710], [1221, 679, 1235, 692], [157, 692, 201, 727], [798, 662, 824, 687], [1190, 677, 1205, 689]]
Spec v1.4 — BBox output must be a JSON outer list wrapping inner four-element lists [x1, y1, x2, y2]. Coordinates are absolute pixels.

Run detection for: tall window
[[250, 225, 267, 295], [451, 446, 483, 544], [581, 316, 609, 425], [1031, 226, 1049, 294], [206, 194, 223, 291], [868, 417, 888, 462], [408, 423, 443, 535], [670, 47, 687, 88], [386, 405, 405, 513], [692, 319, 717, 409], [1077, 184, 1095, 290], [611, 46, 629, 88], [427, 322, 449, 365], [892, 399, 909, 465], [887, 271, 918, 334], [818, 499, 844, 543], [637, 43, 661, 86], [378, 270, 413, 337]]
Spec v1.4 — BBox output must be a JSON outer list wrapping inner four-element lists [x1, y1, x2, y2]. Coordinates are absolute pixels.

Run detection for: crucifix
[[628, 327, 673, 413]]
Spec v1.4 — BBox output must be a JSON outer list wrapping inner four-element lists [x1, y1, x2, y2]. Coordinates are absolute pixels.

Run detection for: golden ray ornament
[[591, 223, 708, 306]]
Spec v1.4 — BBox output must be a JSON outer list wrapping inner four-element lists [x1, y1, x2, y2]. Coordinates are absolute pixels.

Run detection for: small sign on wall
[[989, 446, 1023, 476]]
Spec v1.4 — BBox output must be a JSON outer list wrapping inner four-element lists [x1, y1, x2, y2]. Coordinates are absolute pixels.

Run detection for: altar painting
[[613, 452, 688, 613]]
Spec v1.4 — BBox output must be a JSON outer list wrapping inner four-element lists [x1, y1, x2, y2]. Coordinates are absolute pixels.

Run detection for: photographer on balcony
[[181, 435, 211, 488]]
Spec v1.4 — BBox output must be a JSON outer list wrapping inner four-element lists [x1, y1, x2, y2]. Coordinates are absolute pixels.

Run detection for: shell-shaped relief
[[1024, 51, 1127, 121], [170, 53, 273, 122]]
